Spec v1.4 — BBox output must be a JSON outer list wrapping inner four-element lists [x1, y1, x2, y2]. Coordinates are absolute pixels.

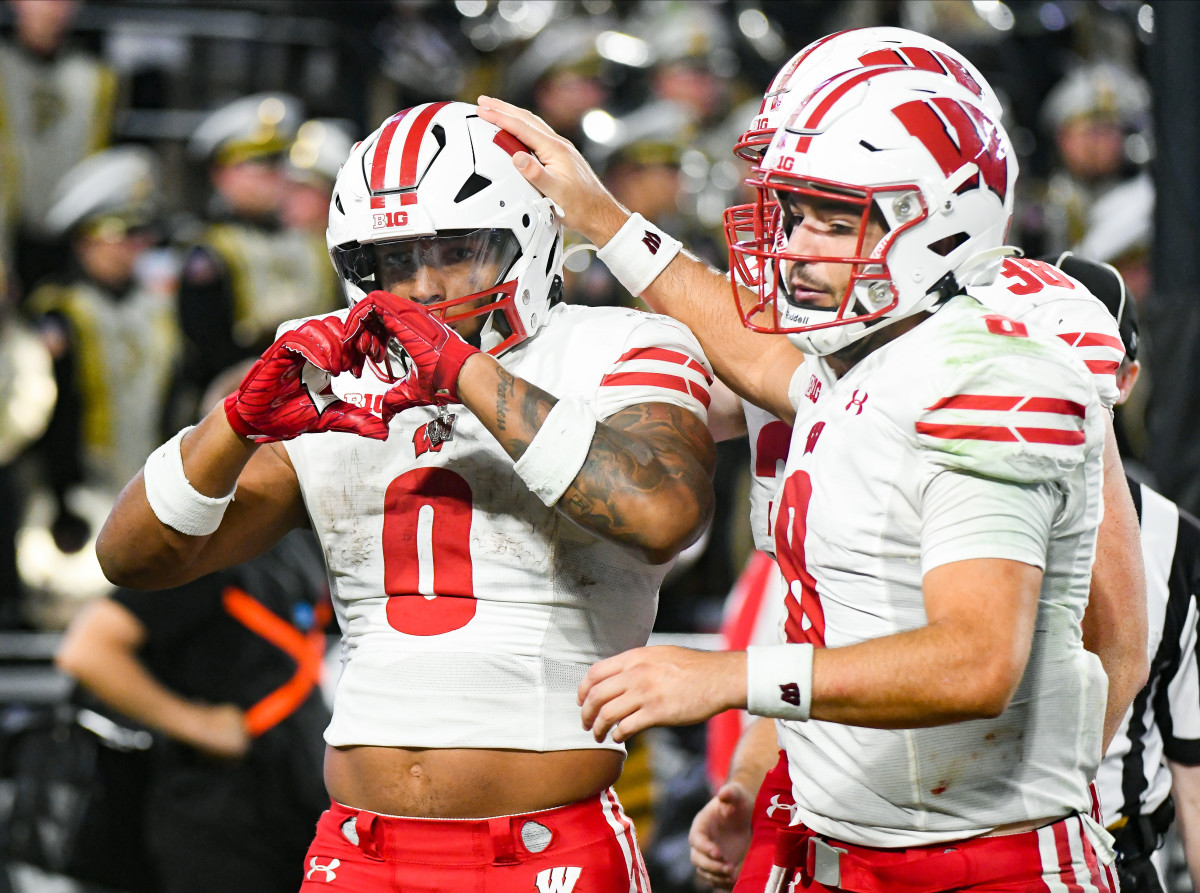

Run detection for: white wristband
[[513, 397, 598, 506], [143, 427, 236, 536], [595, 212, 683, 297], [747, 644, 815, 721]]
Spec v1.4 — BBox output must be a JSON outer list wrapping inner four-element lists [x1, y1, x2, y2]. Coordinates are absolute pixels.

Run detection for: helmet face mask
[[327, 101, 564, 356], [727, 67, 1016, 356]]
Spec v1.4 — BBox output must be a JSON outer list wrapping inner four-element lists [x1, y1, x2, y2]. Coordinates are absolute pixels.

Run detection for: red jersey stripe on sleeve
[[926, 394, 1086, 417], [600, 371, 712, 409], [1084, 359, 1120, 375], [916, 422, 1086, 445], [614, 346, 714, 383], [1057, 332, 1125, 351]]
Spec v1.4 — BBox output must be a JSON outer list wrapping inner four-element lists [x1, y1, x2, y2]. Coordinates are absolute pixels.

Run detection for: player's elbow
[[957, 659, 1025, 719], [639, 487, 714, 565]]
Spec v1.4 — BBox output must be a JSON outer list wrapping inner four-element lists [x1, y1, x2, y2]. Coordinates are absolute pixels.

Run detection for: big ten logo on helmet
[[892, 98, 1008, 201], [372, 211, 408, 229]]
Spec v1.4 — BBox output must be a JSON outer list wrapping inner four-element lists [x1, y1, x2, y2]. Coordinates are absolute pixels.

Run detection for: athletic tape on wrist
[[747, 644, 814, 721], [143, 427, 236, 536], [595, 212, 683, 297], [513, 397, 598, 506]]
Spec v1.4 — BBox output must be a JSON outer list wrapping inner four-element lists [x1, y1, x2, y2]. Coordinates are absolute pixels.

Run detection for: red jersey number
[[382, 467, 476, 635], [1000, 257, 1075, 296], [774, 471, 826, 647]]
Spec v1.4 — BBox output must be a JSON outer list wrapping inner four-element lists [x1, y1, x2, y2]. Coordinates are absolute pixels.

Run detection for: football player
[[96, 101, 716, 892], [487, 65, 1120, 887], [686, 28, 1143, 891], [479, 28, 1145, 889]]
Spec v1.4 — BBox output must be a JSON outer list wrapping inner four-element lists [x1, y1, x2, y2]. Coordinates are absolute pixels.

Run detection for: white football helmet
[[327, 101, 563, 355], [734, 27, 1002, 164], [727, 67, 1017, 356]]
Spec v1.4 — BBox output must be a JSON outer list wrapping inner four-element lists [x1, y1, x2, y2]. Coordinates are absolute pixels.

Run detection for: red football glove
[[345, 291, 480, 415], [224, 315, 389, 442]]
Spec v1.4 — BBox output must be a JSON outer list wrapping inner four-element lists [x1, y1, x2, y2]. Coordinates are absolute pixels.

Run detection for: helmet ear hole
[[522, 214, 531, 228], [928, 232, 968, 257], [334, 193, 345, 214]]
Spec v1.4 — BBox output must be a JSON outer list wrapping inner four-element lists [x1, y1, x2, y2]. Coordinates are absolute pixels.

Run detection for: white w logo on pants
[[534, 866, 582, 893]]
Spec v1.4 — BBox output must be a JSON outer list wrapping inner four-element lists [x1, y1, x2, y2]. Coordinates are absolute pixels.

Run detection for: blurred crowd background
[[0, 0, 1193, 890]]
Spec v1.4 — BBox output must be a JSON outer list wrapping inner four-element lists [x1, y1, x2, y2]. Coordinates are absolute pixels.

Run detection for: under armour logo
[[414, 413, 456, 456], [765, 795, 799, 820], [804, 421, 825, 455], [306, 858, 340, 882], [845, 390, 868, 415], [780, 682, 801, 706], [804, 376, 822, 403], [535, 866, 582, 893], [642, 231, 662, 254]]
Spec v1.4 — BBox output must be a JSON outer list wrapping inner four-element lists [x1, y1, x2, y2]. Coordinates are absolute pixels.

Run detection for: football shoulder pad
[[909, 298, 1103, 485]]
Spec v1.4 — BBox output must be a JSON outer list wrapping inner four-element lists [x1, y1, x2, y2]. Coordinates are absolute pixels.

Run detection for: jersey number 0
[[382, 467, 477, 635]]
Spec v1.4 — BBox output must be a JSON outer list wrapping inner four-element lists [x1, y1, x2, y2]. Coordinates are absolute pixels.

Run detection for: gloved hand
[[224, 315, 389, 442], [345, 291, 480, 420]]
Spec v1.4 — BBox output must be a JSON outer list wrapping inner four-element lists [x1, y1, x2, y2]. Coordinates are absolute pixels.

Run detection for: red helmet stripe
[[794, 65, 908, 153], [370, 108, 412, 193], [397, 100, 452, 190]]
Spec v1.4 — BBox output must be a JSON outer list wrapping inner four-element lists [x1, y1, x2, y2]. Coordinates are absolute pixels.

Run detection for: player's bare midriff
[[324, 744, 624, 818]]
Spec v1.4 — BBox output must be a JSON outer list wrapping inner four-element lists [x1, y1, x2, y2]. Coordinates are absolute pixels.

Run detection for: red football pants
[[759, 813, 1117, 892], [297, 789, 649, 893], [733, 751, 794, 893]]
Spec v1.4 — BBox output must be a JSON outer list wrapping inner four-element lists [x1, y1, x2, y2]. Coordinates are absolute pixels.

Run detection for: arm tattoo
[[561, 403, 716, 553], [483, 365, 716, 559]]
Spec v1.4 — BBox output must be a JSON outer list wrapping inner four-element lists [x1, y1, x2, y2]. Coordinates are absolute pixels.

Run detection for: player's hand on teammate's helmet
[[224, 315, 389, 442], [346, 290, 480, 420]]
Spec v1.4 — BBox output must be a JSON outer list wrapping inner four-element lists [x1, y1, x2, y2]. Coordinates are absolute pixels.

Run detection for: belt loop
[[490, 817, 519, 866], [355, 812, 384, 861]]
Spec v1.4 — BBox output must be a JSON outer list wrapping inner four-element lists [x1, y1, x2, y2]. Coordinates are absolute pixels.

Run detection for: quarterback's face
[[778, 193, 886, 311]]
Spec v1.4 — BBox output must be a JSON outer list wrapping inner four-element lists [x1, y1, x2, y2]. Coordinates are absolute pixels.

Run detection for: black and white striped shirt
[[1095, 475, 1200, 826]]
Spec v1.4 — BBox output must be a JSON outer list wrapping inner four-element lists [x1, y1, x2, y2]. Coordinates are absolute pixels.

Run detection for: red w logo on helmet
[[892, 97, 1009, 201], [858, 47, 986, 102]]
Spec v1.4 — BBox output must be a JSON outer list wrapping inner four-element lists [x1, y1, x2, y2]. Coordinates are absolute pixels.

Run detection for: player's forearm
[[638, 252, 800, 423], [457, 354, 715, 562], [96, 407, 257, 587], [725, 716, 779, 794], [804, 622, 1030, 727]]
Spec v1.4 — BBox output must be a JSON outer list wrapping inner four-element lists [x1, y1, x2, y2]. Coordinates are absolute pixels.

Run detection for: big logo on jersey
[[892, 97, 1009, 201]]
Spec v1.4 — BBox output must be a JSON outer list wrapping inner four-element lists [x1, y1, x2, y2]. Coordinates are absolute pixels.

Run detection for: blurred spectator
[[175, 92, 339, 418], [281, 117, 355, 235], [55, 525, 334, 893], [0, 274, 54, 629], [0, 0, 119, 295], [23, 145, 177, 626], [1025, 61, 1152, 257], [505, 17, 612, 157]]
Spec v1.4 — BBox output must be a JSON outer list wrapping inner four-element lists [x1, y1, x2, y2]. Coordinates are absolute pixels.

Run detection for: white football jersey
[[744, 256, 1123, 559], [969, 256, 1124, 410], [772, 295, 1107, 847], [284, 303, 712, 752]]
